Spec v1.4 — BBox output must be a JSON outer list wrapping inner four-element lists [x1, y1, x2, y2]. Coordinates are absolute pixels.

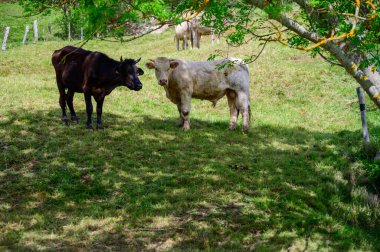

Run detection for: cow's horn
[[120, 56, 123, 62], [135, 58, 141, 63]]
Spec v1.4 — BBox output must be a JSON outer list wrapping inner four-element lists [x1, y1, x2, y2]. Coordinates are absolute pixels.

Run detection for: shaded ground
[[1, 109, 379, 251]]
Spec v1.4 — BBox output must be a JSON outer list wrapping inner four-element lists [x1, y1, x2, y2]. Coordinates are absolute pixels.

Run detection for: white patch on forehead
[[155, 57, 169, 62], [154, 57, 170, 68]]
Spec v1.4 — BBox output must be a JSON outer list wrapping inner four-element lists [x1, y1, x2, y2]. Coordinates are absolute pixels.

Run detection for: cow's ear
[[137, 68, 144, 76], [120, 56, 123, 62], [169, 61, 179, 69], [145, 62, 155, 69]]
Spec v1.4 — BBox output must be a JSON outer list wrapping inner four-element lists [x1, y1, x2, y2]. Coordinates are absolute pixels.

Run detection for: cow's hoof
[[86, 125, 93, 130], [71, 116, 79, 124], [229, 124, 237, 130], [62, 117, 69, 125], [177, 121, 184, 127], [242, 128, 249, 134], [182, 126, 190, 131], [96, 125, 104, 130]]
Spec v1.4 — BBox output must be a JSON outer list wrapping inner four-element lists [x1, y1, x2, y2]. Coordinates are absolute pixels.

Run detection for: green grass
[[1, 2, 380, 251]]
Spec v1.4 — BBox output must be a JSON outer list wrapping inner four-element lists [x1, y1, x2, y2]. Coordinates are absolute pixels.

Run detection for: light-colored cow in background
[[174, 13, 221, 50], [190, 16, 220, 49], [174, 21, 191, 50], [146, 57, 251, 132]]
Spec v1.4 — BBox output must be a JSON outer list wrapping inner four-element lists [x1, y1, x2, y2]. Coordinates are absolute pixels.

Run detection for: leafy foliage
[[202, 0, 380, 69], [18, 0, 176, 39]]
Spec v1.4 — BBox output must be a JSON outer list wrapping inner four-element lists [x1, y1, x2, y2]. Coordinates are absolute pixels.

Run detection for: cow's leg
[[182, 38, 185, 50], [96, 97, 105, 130], [184, 35, 188, 49], [190, 29, 195, 49], [236, 92, 250, 133], [196, 34, 201, 49], [84, 92, 93, 129], [58, 84, 68, 125], [67, 90, 78, 124], [227, 90, 238, 130], [177, 102, 184, 127], [176, 37, 180, 51], [179, 93, 191, 131]]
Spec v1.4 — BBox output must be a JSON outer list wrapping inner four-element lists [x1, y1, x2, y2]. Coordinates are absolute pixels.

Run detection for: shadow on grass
[[0, 108, 379, 251]]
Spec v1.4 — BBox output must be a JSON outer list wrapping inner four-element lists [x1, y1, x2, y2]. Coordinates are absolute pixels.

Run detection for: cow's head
[[145, 57, 179, 87], [117, 57, 144, 91]]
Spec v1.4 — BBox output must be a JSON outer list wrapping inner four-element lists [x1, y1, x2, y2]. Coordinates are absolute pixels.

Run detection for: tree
[[194, 0, 380, 107], [18, 0, 380, 108]]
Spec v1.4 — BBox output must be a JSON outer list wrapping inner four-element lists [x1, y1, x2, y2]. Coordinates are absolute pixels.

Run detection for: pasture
[[1, 3, 380, 251]]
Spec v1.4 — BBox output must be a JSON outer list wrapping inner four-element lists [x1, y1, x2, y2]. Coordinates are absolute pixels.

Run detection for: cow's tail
[[245, 63, 251, 124], [248, 104, 252, 123]]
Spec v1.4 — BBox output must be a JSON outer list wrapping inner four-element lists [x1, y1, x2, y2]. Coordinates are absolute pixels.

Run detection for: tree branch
[[98, 24, 169, 43], [186, 0, 210, 21], [317, 51, 344, 67], [244, 38, 270, 64]]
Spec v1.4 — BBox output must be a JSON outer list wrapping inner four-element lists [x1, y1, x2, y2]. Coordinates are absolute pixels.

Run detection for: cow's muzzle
[[126, 79, 143, 91], [134, 83, 143, 91], [159, 79, 168, 86]]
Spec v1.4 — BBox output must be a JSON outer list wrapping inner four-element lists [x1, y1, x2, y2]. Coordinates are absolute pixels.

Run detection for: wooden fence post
[[33, 20, 38, 42], [22, 25, 29, 45], [356, 87, 371, 150], [2, 26, 10, 51]]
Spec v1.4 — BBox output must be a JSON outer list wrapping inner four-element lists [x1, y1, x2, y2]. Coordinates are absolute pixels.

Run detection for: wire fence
[[1, 20, 83, 51]]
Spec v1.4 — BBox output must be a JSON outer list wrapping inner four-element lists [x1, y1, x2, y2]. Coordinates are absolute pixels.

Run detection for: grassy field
[[1, 3, 380, 251]]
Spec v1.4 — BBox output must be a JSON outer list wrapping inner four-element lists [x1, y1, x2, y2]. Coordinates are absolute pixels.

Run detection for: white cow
[[174, 21, 191, 50], [146, 57, 251, 132]]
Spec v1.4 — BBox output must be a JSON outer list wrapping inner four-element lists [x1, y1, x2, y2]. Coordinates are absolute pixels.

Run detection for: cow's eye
[[155, 67, 158, 71]]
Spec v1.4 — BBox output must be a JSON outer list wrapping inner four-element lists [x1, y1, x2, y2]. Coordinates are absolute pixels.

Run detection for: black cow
[[52, 46, 144, 129]]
